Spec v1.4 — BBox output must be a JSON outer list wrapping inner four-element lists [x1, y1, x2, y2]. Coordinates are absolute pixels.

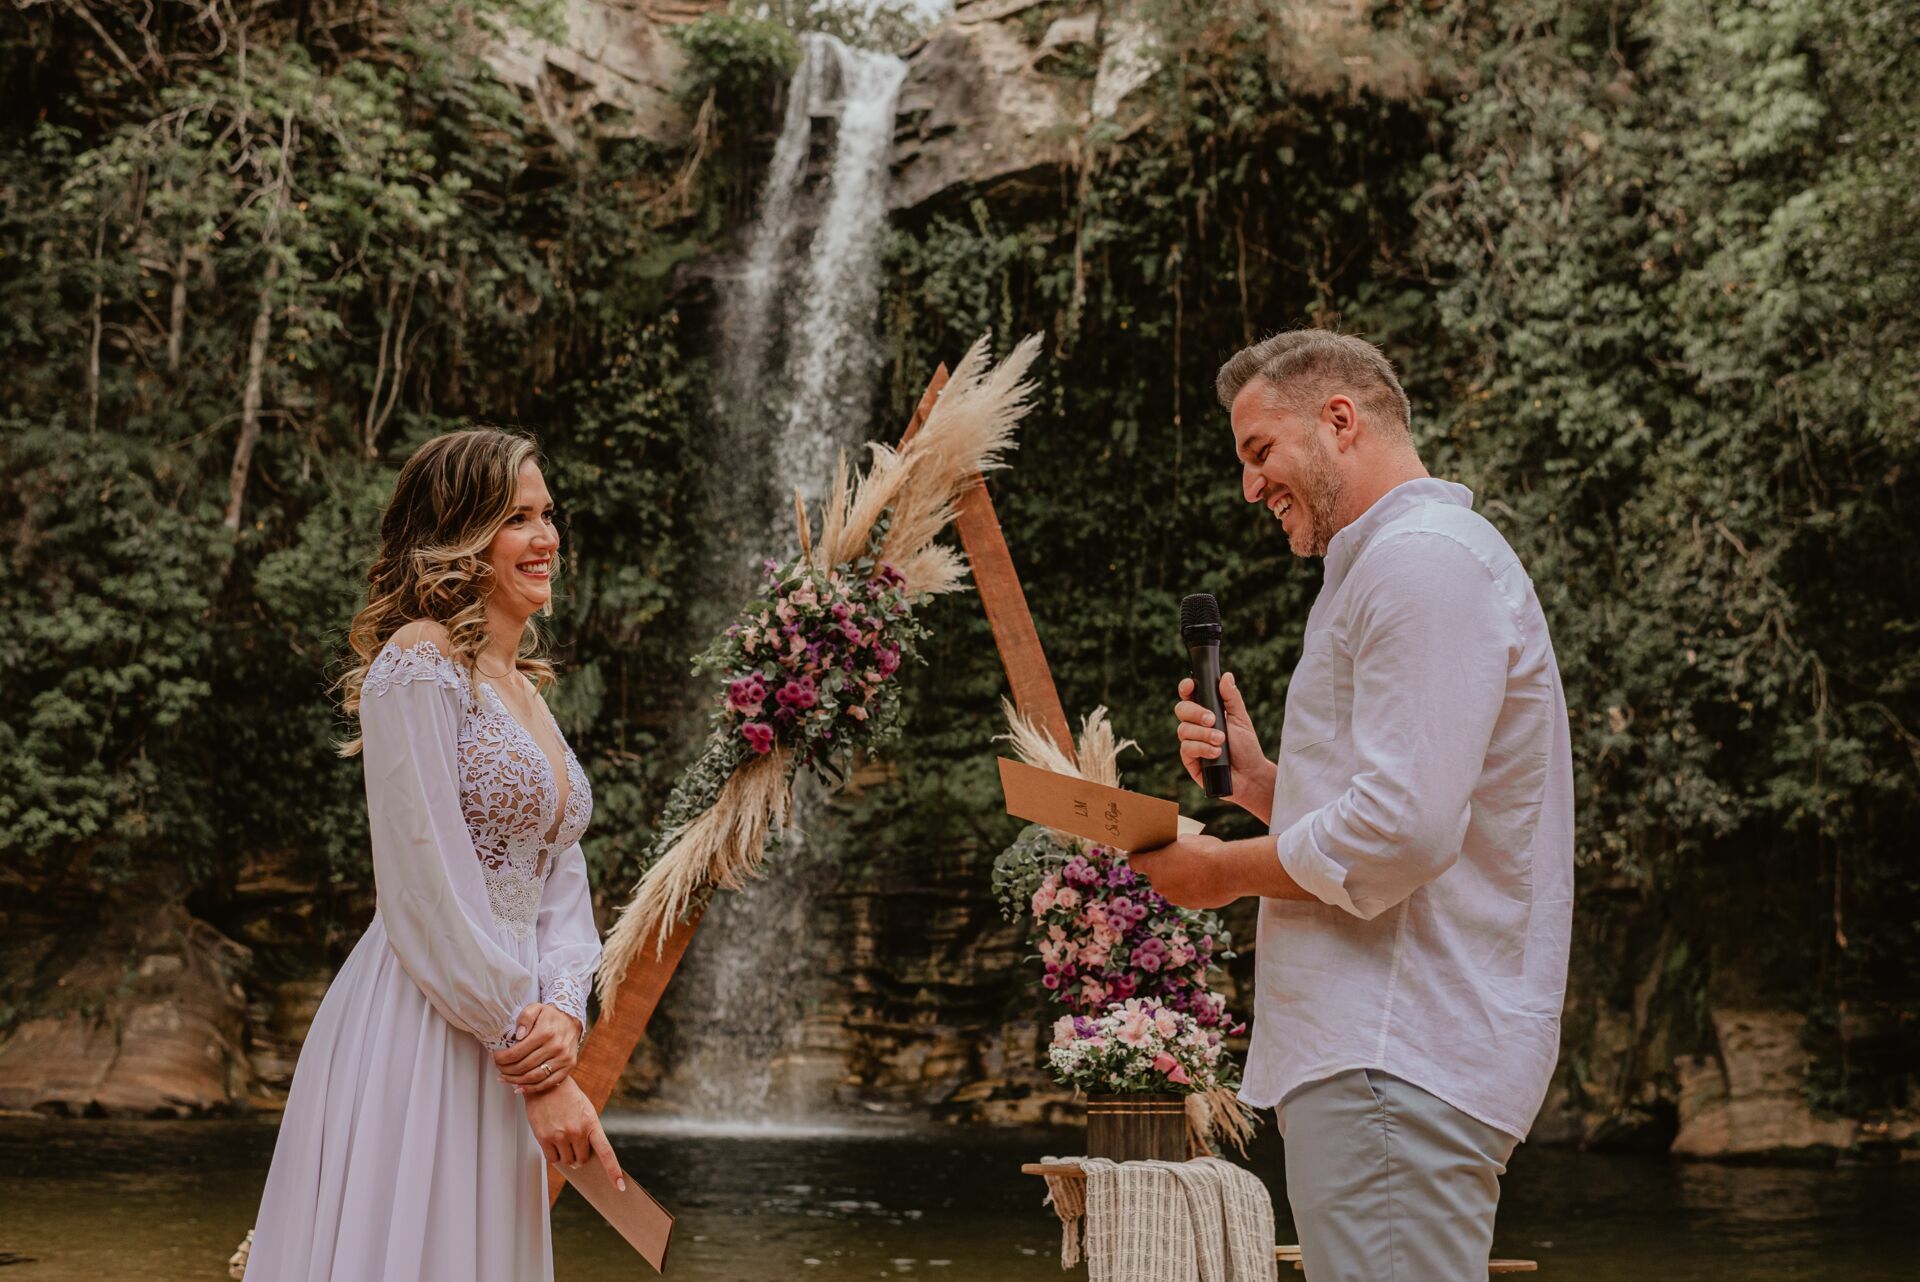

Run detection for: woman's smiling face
[[486, 458, 559, 618]]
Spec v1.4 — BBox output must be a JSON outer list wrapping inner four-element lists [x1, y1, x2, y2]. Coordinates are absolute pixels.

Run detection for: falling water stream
[[648, 33, 908, 1120]]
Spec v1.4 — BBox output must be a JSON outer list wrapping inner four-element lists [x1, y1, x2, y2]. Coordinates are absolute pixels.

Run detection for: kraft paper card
[[562, 1159, 674, 1273], [997, 758, 1204, 853]]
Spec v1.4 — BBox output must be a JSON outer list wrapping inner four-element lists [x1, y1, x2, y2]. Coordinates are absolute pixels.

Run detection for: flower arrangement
[[1047, 999, 1238, 1096], [989, 705, 1242, 1035], [1010, 839, 1242, 1035], [599, 334, 1043, 999], [991, 702, 1257, 1152], [708, 537, 926, 776]]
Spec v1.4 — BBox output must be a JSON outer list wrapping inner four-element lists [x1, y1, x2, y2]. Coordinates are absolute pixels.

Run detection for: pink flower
[[846, 704, 869, 722], [775, 676, 818, 711], [1052, 1016, 1077, 1046], [875, 645, 901, 677], [1153, 1052, 1191, 1085], [1031, 884, 1057, 914], [741, 722, 775, 754], [1117, 1011, 1155, 1046], [1053, 887, 1080, 911], [727, 675, 767, 716]]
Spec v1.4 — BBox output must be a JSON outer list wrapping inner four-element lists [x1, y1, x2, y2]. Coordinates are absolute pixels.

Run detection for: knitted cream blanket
[[1041, 1156, 1278, 1282]]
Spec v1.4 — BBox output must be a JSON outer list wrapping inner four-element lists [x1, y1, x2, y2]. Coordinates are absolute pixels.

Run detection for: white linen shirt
[[1238, 478, 1574, 1141]]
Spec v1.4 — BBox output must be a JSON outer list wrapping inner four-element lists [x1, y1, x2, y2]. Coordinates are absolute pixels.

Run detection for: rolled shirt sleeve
[[361, 651, 536, 1050], [1275, 530, 1518, 920], [535, 840, 601, 1032]]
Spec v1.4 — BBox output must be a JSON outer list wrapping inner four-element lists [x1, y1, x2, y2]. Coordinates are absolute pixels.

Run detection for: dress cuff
[[1275, 817, 1383, 919], [480, 1004, 529, 1053], [541, 973, 590, 1034]]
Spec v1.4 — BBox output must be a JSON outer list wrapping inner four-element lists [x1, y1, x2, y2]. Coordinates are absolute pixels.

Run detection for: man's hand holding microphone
[[1131, 594, 1308, 910], [1174, 670, 1273, 821]]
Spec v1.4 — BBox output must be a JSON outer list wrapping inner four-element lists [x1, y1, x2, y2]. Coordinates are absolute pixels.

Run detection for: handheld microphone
[[1179, 593, 1233, 798]]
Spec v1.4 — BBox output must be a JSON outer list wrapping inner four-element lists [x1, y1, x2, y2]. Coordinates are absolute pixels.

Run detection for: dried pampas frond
[[1185, 1085, 1257, 1159], [998, 700, 1141, 785], [815, 331, 1041, 591], [598, 749, 790, 1001]]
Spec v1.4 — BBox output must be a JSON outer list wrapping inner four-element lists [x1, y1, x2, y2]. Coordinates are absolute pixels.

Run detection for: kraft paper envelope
[[997, 757, 1203, 852], [562, 1158, 674, 1273]]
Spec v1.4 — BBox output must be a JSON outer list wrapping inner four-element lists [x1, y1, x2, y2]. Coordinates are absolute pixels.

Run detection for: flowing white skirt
[[242, 913, 549, 1282]]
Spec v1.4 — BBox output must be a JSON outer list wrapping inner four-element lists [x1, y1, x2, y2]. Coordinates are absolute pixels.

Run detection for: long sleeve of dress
[[360, 646, 535, 1051], [535, 841, 600, 1033]]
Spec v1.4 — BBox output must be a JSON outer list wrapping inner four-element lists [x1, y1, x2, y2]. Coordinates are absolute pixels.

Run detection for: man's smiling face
[[1230, 379, 1348, 558]]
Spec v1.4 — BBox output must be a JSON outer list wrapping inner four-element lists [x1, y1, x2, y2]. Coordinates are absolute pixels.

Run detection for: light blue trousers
[[1279, 1068, 1518, 1282]]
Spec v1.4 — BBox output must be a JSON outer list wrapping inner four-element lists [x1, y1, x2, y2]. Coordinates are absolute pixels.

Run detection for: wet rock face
[[0, 904, 254, 1117], [1671, 1010, 1861, 1159], [482, 0, 725, 149], [890, 9, 1084, 212], [889, 1, 1168, 212]]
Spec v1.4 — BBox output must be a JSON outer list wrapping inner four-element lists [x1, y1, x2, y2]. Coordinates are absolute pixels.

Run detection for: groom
[[1130, 330, 1574, 1281]]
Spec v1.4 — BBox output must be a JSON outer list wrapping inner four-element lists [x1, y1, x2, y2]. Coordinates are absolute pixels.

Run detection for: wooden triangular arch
[[551, 363, 1072, 1203]]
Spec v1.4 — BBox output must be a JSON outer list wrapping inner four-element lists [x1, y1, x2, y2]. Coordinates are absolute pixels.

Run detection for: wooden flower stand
[[1022, 1165, 1539, 1275]]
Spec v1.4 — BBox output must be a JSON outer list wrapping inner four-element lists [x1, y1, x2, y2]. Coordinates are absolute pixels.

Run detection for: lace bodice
[[363, 639, 594, 941]]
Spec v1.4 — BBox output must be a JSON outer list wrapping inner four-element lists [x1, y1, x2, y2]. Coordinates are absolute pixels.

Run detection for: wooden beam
[[899, 364, 1075, 763]]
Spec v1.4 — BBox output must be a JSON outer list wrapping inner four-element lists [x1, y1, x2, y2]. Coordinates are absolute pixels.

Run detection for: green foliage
[[1403, 0, 1920, 1109], [1, 1, 715, 910], [674, 12, 802, 108]]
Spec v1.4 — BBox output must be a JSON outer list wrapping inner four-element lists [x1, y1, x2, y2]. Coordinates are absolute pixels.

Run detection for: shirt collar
[[1323, 476, 1474, 592]]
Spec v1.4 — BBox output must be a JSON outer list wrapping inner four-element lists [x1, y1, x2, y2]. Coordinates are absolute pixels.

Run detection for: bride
[[241, 428, 623, 1282]]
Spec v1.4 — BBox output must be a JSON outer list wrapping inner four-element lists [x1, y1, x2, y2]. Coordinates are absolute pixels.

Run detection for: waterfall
[[717, 33, 909, 512], [647, 33, 907, 1120]]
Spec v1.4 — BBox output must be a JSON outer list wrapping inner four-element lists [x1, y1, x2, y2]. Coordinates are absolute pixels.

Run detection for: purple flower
[[741, 722, 775, 754], [1107, 864, 1136, 888]]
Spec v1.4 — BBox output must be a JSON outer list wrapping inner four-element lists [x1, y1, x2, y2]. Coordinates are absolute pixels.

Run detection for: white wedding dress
[[243, 637, 599, 1282]]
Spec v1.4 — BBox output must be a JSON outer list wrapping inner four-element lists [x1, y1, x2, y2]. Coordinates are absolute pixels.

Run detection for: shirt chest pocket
[[1282, 634, 1347, 754]]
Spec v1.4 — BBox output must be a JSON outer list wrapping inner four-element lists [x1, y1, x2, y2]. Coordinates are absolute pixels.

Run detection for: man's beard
[[1290, 429, 1346, 558]]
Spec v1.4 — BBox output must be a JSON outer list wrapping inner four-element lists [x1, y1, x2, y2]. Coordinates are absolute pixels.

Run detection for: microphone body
[[1179, 594, 1234, 799]]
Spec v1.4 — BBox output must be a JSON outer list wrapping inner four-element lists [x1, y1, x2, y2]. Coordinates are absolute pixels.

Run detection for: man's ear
[[1324, 394, 1360, 450]]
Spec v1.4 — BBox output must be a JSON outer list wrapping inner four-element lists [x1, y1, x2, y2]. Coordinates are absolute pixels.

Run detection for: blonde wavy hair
[[335, 428, 561, 755]]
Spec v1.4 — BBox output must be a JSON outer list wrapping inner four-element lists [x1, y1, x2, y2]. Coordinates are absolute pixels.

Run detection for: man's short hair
[[1214, 329, 1412, 441]]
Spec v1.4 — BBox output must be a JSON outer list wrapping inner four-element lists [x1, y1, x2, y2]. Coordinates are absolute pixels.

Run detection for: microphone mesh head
[[1180, 593, 1222, 640]]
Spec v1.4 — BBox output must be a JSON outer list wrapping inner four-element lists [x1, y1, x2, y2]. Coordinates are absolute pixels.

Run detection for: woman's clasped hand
[[492, 1001, 582, 1094]]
